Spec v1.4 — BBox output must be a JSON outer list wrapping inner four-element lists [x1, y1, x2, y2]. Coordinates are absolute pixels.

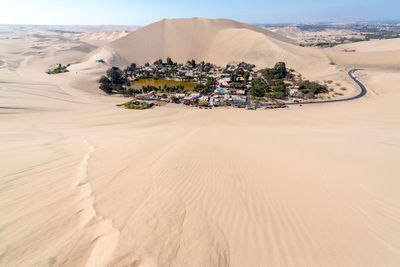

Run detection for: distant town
[[98, 58, 337, 110]]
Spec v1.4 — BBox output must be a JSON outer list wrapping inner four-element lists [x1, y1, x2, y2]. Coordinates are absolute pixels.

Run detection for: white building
[[217, 78, 230, 87], [289, 87, 304, 98]]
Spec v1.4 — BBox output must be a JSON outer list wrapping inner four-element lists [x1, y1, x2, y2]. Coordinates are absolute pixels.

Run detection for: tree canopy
[[249, 78, 268, 98], [261, 62, 288, 80], [99, 75, 113, 94], [106, 67, 126, 85], [166, 57, 173, 65]]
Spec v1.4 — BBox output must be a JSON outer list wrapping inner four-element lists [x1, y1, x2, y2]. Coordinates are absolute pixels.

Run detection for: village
[[99, 58, 329, 110], [126, 61, 255, 109]]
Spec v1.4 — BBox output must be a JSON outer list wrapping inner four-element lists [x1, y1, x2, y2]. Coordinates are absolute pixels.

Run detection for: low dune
[[334, 38, 400, 52], [325, 38, 400, 70], [326, 49, 400, 70], [1, 18, 400, 267]]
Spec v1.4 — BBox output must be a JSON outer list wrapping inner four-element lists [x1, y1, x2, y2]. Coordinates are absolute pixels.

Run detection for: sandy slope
[[1, 19, 400, 267], [268, 26, 302, 40], [78, 30, 131, 47], [89, 18, 334, 77], [334, 38, 400, 52], [86, 18, 399, 92]]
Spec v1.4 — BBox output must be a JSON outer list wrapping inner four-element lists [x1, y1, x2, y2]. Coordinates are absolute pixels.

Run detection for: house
[[217, 78, 230, 87], [209, 96, 221, 106], [175, 93, 186, 98], [183, 96, 193, 105], [289, 86, 303, 98], [231, 89, 246, 96], [189, 93, 200, 99], [199, 95, 209, 102]]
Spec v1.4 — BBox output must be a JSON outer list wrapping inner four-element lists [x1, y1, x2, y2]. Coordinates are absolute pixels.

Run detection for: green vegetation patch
[[47, 64, 70, 74], [123, 98, 154, 110]]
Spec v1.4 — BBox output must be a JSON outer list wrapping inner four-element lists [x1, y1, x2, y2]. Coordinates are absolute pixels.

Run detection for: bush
[[47, 64, 69, 74], [124, 100, 154, 110], [297, 80, 328, 95], [272, 91, 285, 99]]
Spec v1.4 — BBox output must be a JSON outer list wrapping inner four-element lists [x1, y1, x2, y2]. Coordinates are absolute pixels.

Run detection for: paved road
[[273, 69, 367, 106]]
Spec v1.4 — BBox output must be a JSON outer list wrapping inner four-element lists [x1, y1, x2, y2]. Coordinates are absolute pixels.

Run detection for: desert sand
[[1, 18, 400, 267], [334, 38, 400, 52]]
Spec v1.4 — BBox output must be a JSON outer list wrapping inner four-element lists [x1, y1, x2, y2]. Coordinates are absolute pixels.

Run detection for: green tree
[[154, 59, 163, 66], [204, 77, 217, 93], [249, 78, 267, 98], [194, 84, 205, 92], [250, 86, 265, 98], [274, 62, 287, 77], [99, 76, 113, 94], [166, 57, 173, 65], [124, 63, 137, 78], [230, 72, 237, 82], [261, 62, 288, 81], [200, 61, 205, 72], [129, 63, 137, 71], [243, 71, 250, 81], [106, 67, 125, 85]]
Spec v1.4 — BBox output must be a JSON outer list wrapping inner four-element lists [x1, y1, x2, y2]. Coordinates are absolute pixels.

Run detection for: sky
[[0, 0, 399, 25]]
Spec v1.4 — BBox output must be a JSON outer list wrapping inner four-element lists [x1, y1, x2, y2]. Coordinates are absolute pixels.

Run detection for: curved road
[[277, 69, 367, 106]]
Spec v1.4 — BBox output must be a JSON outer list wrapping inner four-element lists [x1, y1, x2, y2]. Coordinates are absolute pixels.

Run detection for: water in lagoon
[[130, 78, 198, 90]]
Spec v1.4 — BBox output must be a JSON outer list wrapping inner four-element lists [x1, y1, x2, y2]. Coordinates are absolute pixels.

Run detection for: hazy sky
[[0, 0, 399, 25]]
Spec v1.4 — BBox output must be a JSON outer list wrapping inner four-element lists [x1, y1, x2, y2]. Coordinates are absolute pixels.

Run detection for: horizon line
[[1, 17, 400, 27]]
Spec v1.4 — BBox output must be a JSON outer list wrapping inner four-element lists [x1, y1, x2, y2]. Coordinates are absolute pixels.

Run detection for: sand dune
[[91, 18, 332, 76], [78, 30, 131, 47], [325, 38, 400, 70], [1, 19, 400, 267], [334, 38, 400, 52], [326, 49, 400, 70], [88, 18, 400, 77], [268, 26, 302, 40]]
